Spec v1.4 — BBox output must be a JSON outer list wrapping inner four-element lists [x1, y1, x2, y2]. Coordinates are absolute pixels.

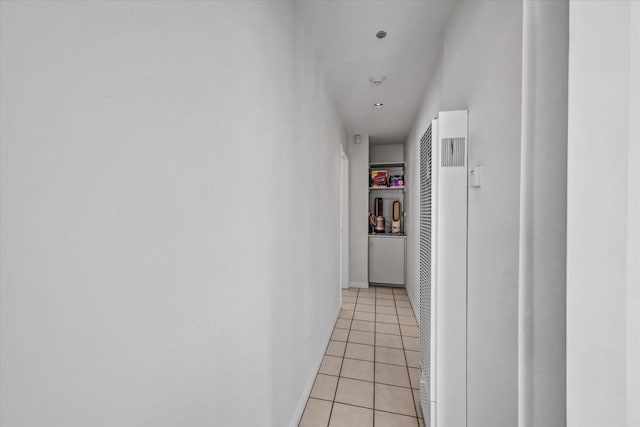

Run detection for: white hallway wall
[[629, 4, 640, 423], [406, 1, 523, 426], [566, 1, 640, 427], [271, 4, 347, 423], [405, 62, 443, 316], [347, 134, 370, 288], [370, 144, 404, 163], [0, 2, 346, 426], [518, 1, 569, 426]]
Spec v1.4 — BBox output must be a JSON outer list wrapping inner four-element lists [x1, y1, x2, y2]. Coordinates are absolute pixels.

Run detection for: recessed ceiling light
[[370, 76, 386, 86], [373, 102, 384, 108], [376, 30, 387, 39]]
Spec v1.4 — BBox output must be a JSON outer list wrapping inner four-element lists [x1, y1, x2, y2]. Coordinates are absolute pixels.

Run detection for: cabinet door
[[369, 238, 405, 285]]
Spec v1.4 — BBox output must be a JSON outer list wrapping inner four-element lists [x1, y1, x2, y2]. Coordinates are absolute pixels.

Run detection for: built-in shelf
[[368, 159, 406, 286], [369, 186, 405, 191], [369, 161, 406, 168]]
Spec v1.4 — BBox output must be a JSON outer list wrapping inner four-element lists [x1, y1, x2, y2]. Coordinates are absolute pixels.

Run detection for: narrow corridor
[[299, 286, 424, 427]]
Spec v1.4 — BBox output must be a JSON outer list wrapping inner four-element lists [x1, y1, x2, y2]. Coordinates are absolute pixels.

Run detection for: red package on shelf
[[370, 170, 388, 187]]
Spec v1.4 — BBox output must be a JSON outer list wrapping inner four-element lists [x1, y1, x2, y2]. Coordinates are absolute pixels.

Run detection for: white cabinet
[[368, 160, 406, 287], [368, 236, 406, 285]]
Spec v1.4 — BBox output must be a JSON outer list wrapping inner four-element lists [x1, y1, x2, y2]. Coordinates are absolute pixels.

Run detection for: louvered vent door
[[419, 124, 433, 424]]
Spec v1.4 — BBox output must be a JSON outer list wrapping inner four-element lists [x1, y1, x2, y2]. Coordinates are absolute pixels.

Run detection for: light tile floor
[[300, 286, 424, 427]]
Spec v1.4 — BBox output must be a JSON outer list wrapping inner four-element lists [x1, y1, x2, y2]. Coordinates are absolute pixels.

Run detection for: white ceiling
[[298, 1, 455, 145]]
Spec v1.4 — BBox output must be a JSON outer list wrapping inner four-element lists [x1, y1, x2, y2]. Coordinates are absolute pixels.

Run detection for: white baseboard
[[288, 303, 341, 427], [348, 281, 369, 289]]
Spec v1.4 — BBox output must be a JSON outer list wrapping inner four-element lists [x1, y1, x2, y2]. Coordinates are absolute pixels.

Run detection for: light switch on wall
[[470, 166, 482, 188]]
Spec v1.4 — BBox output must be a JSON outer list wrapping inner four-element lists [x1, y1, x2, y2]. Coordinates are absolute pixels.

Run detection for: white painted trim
[[433, 110, 468, 427], [348, 281, 369, 289], [340, 147, 350, 289], [288, 304, 341, 427]]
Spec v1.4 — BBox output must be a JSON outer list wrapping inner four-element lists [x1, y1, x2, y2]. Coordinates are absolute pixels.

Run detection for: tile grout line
[[326, 293, 354, 427], [377, 287, 421, 424], [320, 357, 415, 371], [326, 292, 348, 427], [373, 287, 377, 427], [397, 290, 421, 424], [307, 287, 414, 427], [308, 398, 423, 420], [314, 373, 417, 389], [303, 306, 347, 427]]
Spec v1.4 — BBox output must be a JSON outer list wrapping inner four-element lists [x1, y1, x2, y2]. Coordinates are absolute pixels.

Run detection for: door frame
[[340, 146, 349, 290]]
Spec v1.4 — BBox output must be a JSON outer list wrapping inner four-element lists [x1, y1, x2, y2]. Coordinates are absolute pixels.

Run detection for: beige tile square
[[405, 350, 419, 368], [335, 318, 351, 329], [358, 297, 375, 305], [377, 314, 399, 324], [340, 310, 354, 319], [343, 288, 358, 295], [342, 302, 356, 311], [345, 343, 374, 362], [335, 377, 374, 408], [348, 330, 375, 345], [341, 358, 374, 382], [376, 287, 393, 294], [353, 311, 375, 322], [326, 340, 346, 357], [376, 293, 395, 300], [400, 324, 419, 338], [358, 290, 376, 297], [396, 300, 412, 308], [310, 374, 338, 401], [351, 320, 375, 332], [374, 411, 419, 427], [419, 418, 425, 427], [331, 328, 349, 342], [392, 288, 407, 295], [402, 336, 419, 351], [376, 298, 396, 307], [376, 347, 406, 366], [342, 296, 357, 304], [329, 403, 373, 427], [408, 367, 420, 389], [376, 305, 397, 315], [319, 355, 342, 376], [394, 295, 409, 302], [376, 333, 403, 349], [376, 322, 401, 335], [355, 304, 375, 313], [300, 398, 332, 427], [375, 383, 416, 416], [396, 307, 414, 317], [399, 316, 418, 326], [413, 389, 423, 419], [375, 363, 410, 387]]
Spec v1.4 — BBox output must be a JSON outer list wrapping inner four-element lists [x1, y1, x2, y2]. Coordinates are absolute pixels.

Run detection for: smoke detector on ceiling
[[373, 102, 384, 108], [370, 76, 386, 86], [376, 30, 387, 39]]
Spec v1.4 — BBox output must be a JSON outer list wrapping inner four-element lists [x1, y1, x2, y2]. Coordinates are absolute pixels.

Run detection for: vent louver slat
[[441, 137, 465, 167], [419, 125, 432, 423]]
